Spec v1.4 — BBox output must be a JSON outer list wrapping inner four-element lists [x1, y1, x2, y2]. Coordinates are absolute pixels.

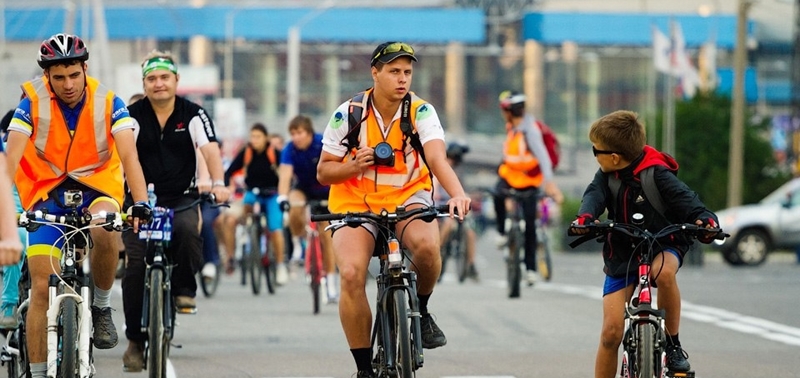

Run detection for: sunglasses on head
[[372, 42, 415, 64], [592, 146, 616, 157]]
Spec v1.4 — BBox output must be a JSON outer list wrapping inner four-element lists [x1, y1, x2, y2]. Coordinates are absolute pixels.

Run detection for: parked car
[[712, 178, 800, 266]]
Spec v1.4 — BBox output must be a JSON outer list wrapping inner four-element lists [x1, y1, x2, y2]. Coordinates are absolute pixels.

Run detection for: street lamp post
[[286, 0, 335, 120], [727, 0, 752, 208]]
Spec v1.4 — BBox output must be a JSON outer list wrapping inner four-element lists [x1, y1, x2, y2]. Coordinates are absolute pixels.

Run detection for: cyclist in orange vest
[[4, 33, 151, 378], [318, 41, 471, 378], [494, 90, 563, 286]]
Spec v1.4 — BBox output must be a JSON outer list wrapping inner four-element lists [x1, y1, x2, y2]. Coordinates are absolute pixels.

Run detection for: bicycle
[[303, 199, 328, 315], [10, 195, 129, 378], [568, 213, 726, 378], [496, 187, 538, 298], [239, 187, 277, 295], [139, 191, 223, 378], [312, 204, 452, 378], [197, 202, 222, 298], [438, 214, 469, 283]]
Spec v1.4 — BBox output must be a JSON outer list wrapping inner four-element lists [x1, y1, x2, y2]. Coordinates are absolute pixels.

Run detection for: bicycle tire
[[536, 231, 553, 281], [507, 226, 522, 298], [264, 244, 277, 295], [5, 325, 28, 378], [635, 323, 656, 378], [147, 269, 168, 378], [390, 289, 414, 378], [307, 232, 322, 314], [58, 297, 79, 378], [199, 262, 221, 298], [454, 224, 468, 283], [239, 236, 248, 287], [438, 236, 451, 283], [248, 223, 263, 295]]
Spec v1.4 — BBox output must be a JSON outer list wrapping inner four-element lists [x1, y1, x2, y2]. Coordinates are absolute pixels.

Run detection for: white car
[[712, 178, 800, 266]]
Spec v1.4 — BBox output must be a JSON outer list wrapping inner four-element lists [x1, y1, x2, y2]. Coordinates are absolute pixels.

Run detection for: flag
[[670, 20, 700, 98], [652, 26, 671, 74]]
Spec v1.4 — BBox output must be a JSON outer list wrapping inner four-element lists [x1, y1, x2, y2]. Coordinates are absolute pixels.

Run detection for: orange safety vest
[[328, 89, 432, 213], [15, 76, 124, 210], [498, 128, 544, 189]]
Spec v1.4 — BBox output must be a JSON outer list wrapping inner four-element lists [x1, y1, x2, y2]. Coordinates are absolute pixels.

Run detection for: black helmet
[[37, 33, 89, 69], [498, 90, 525, 116], [446, 142, 469, 165]]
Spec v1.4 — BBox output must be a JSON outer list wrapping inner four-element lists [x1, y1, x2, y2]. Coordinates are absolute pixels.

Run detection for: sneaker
[[225, 257, 236, 275], [201, 262, 217, 280], [122, 340, 144, 372], [276, 263, 289, 285], [666, 344, 691, 372], [419, 313, 447, 349], [494, 234, 508, 248], [526, 270, 538, 287], [355, 370, 377, 378], [175, 295, 197, 314], [91, 306, 119, 349], [0, 302, 18, 329]]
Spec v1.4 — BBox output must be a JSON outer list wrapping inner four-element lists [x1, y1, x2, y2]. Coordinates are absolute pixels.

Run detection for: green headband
[[142, 57, 177, 77]]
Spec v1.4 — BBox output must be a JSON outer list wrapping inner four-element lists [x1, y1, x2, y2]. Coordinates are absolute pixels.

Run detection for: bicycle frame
[[18, 206, 128, 378]]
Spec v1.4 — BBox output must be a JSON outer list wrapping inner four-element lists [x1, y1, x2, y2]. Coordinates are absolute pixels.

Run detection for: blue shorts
[[243, 190, 282, 232], [27, 186, 119, 259], [602, 248, 683, 296]]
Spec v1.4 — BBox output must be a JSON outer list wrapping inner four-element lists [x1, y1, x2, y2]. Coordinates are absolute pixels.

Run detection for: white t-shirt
[[321, 97, 445, 157]]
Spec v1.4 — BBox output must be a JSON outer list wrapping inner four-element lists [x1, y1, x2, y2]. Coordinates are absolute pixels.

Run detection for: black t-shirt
[[224, 145, 281, 190], [128, 96, 217, 206]]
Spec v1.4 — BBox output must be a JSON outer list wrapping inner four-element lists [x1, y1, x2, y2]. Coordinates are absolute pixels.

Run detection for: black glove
[[696, 217, 719, 244], [130, 201, 153, 223]]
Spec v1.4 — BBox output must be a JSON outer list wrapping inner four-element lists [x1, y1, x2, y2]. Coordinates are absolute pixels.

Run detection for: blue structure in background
[[3, 6, 485, 43]]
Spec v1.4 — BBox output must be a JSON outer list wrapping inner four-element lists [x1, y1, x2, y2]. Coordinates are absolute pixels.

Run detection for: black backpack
[[608, 166, 667, 217]]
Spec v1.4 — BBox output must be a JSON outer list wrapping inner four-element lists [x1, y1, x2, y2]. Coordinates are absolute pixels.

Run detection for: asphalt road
[[45, 228, 797, 378]]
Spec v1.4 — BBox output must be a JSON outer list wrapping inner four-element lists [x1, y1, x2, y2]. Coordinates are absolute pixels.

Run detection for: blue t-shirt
[[280, 133, 329, 198]]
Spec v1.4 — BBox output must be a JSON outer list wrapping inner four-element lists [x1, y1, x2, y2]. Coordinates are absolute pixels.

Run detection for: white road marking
[[536, 282, 800, 347]]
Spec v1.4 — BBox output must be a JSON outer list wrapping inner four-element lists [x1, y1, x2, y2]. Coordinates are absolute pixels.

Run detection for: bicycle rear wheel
[[247, 223, 263, 295], [506, 226, 522, 298], [390, 289, 414, 378], [454, 225, 468, 283], [635, 323, 656, 378], [147, 270, 168, 378], [264, 244, 277, 295], [199, 262, 221, 298]]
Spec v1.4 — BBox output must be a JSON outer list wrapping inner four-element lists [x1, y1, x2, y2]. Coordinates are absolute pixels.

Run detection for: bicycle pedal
[[666, 371, 695, 378], [176, 307, 197, 315], [171, 342, 183, 349]]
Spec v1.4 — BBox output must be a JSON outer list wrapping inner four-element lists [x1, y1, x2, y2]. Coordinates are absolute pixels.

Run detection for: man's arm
[[422, 139, 471, 218], [114, 128, 148, 204], [317, 148, 374, 186], [0, 152, 22, 266], [277, 164, 294, 197], [195, 148, 212, 193], [199, 142, 231, 203]]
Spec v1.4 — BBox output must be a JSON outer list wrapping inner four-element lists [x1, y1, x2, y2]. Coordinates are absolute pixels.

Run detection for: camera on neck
[[373, 142, 395, 167]]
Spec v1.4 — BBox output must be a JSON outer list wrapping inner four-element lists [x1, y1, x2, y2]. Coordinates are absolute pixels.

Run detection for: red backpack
[[535, 120, 560, 170]]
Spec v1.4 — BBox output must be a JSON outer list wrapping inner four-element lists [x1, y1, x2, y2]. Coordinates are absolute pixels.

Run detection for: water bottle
[[163, 216, 172, 242], [147, 183, 157, 208]]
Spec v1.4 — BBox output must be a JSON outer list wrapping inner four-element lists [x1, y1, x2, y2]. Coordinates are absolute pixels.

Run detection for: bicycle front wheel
[[247, 224, 263, 295], [199, 263, 221, 298], [635, 323, 656, 378], [536, 232, 553, 282], [454, 225, 468, 283], [147, 270, 168, 378], [307, 233, 323, 314], [506, 227, 522, 298], [390, 290, 414, 378], [58, 297, 79, 378]]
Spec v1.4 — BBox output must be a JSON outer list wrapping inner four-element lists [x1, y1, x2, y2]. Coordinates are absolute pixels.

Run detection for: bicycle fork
[[141, 257, 172, 336], [47, 274, 93, 378]]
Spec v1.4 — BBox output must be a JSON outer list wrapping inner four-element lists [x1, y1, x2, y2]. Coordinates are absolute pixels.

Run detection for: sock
[[30, 362, 47, 378], [93, 286, 111, 308], [418, 293, 431, 315], [350, 347, 373, 372], [667, 333, 681, 346], [326, 273, 338, 297]]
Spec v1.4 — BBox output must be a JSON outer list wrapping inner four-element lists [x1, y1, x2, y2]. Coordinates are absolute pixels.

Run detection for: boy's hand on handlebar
[[695, 217, 720, 244], [446, 195, 471, 220], [569, 213, 598, 235], [128, 201, 153, 233]]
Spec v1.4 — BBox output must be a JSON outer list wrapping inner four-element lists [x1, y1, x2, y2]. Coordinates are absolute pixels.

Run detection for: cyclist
[[223, 123, 287, 284], [493, 90, 563, 286], [435, 141, 479, 281], [121, 50, 230, 372], [4, 33, 152, 378], [317, 41, 471, 378], [568, 110, 719, 377], [0, 103, 25, 328], [276, 115, 337, 302]]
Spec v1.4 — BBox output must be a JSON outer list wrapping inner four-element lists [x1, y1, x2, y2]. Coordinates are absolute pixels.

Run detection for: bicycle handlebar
[[17, 210, 130, 232], [311, 204, 454, 225], [567, 220, 728, 249]]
